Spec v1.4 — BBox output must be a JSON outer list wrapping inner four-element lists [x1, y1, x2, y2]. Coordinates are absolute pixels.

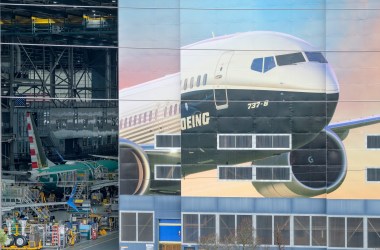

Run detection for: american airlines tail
[[26, 112, 55, 169]]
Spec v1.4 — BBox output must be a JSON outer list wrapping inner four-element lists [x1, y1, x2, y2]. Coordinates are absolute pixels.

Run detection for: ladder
[[51, 225, 60, 246]]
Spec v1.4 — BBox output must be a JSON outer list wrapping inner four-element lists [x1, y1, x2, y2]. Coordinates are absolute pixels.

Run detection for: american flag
[[14, 96, 27, 107]]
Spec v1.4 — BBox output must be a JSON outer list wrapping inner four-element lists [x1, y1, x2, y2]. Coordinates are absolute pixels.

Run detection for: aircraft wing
[[326, 115, 380, 140], [34, 169, 78, 177], [89, 154, 118, 160], [2, 170, 29, 176]]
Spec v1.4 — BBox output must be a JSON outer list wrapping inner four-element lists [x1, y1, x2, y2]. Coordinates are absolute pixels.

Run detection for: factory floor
[[60, 230, 119, 250]]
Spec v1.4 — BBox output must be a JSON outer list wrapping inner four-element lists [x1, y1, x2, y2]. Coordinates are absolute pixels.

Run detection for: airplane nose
[[325, 64, 340, 94]]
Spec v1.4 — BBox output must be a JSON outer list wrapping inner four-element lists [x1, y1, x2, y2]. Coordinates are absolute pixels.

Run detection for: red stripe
[[30, 149, 36, 155], [27, 124, 32, 130], [29, 137, 34, 143], [31, 162, 38, 169]]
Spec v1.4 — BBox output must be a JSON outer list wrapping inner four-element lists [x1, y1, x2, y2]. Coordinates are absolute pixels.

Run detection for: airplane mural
[[119, 31, 380, 197]]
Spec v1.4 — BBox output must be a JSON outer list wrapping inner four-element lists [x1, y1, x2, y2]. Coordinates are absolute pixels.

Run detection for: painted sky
[[119, 0, 380, 116]]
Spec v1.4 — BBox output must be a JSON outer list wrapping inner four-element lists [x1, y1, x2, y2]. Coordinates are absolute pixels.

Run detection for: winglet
[[67, 184, 79, 212]]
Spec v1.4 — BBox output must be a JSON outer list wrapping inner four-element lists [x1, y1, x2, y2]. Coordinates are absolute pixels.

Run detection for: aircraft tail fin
[[67, 184, 79, 212], [26, 112, 55, 169]]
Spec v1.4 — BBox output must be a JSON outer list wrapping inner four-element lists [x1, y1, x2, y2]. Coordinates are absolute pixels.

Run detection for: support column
[[68, 47, 75, 102], [105, 49, 111, 100], [49, 52, 56, 98], [9, 42, 15, 171]]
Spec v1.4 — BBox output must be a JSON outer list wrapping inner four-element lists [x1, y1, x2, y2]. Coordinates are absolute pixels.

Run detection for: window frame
[[217, 133, 292, 150], [366, 167, 380, 183], [154, 164, 182, 181], [119, 211, 155, 243], [154, 133, 181, 149], [217, 165, 253, 181], [366, 134, 380, 150]]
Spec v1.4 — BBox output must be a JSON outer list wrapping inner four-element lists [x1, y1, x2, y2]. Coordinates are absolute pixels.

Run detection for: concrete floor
[[62, 230, 119, 250]]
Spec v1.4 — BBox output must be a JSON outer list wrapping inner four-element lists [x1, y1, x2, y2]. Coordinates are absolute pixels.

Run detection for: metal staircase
[[22, 188, 50, 220], [2, 184, 50, 220], [73, 182, 86, 200]]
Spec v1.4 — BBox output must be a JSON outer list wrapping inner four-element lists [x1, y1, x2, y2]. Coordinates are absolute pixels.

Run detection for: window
[[138, 213, 153, 242], [173, 104, 178, 115], [169, 105, 173, 116], [251, 58, 263, 72], [218, 166, 252, 180], [263, 56, 276, 72], [368, 218, 380, 248], [203, 74, 207, 86], [73, 110, 78, 125], [305, 51, 327, 63], [312, 216, 326, 246], [367, 168, 380, 182], [276, 52, 305, 66], [83, 119, 88, 129], [183, 214, 198, 243], [218, 134, 253, 149], [328, 217, 345, 247], [143, 112, 147, 123], [367, 135, 380, 149], [256, 134, 291, 149], [190, 77, 194, 89], [274, 216, 290, 245], [120, 212, 154, 242], [149, 111, 152, 121], [155, 165, 181, 180], [196, 75, 201, 87], [184, 79, 188, 90], [255, 167, 290, 181], [129, 117, 132, 127], [219, 215, 235, 242], [294, 216, 310, 246], [164, 107, 167, 117], [347, 217, 363, 248], [257, 215, 272, 245], [218, 134, 291, 150], [200, 214, 216, 242], [123, 117, 128, 128], [155, 134, 180, 149], [236, 215, 253, 244]]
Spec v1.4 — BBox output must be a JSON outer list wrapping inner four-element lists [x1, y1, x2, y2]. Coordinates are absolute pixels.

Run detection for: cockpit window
[[305, 51, 328, 63], [276, 52, 305, 66], [251, 58, 263, 72], [263, 56, 276, 72]]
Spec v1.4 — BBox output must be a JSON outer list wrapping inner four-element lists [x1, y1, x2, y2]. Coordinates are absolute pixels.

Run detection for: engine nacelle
[[253, 130, 347, 197], [119, 141, 151, 195]]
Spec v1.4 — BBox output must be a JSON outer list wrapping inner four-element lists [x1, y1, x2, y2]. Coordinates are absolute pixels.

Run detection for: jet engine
[[119, 141, 151, 195], [253, 130, 347, 197]]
